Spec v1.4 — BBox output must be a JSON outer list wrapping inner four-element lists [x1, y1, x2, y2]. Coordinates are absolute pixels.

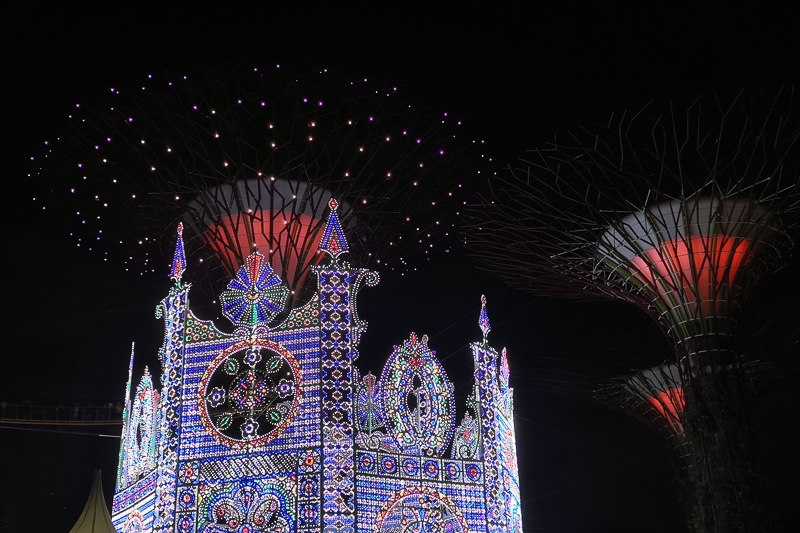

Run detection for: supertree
[[30, 63, 488, 309], [468, 88, 800, 532]]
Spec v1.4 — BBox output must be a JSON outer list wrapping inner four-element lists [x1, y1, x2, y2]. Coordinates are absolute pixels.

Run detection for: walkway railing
[[0, 404, 123, 425]]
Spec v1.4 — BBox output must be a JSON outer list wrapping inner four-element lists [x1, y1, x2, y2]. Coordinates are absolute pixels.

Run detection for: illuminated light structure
[[31, 64, 488, 306], [468, 89, 799, 532], [112, 204, 523, 533]]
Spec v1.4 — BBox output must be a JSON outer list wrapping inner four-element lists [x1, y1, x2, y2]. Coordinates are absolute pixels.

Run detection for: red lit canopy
[[599, 197, 777, 321], [183, 179, 349, 301]]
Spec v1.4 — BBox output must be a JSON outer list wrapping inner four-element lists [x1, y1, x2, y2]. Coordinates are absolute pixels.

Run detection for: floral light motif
[[199, 481, 292, 533], [221, 252, 289, 326]]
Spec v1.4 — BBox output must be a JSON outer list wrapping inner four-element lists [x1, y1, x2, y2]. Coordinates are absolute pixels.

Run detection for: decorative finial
[[479, 295, 491, 341], [499, 347, 510, 391], [170, 223, 186, 282], [320, 198, 349, 259]]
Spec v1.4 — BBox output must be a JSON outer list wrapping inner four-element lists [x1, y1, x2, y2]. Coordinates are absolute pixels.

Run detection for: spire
[[116, 343, 134, 490], [319, 198, 349, 259], [479, 295, 491, 342], [69, 470, 117, 533], [170, 223, 186, 282]]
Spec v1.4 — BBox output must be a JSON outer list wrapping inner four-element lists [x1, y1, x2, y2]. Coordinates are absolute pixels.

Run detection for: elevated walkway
[[0, 403, 122, 425]]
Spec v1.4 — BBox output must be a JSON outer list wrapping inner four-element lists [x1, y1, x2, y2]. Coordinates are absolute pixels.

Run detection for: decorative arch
[[121, 369, 159, 486], [375, 486, 467, 533], [379, 333, 455, 457]]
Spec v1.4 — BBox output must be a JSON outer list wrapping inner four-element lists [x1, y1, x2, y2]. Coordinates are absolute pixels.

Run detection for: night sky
[[4, 5, 800, 532]]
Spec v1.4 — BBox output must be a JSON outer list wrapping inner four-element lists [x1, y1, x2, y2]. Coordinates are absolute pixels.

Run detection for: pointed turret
[[69, 470, 116, 533], [320, 198, 349, 260], [478, 294, 491, 342], [170, 223, 187, 283], [116, 344, 134, 491]]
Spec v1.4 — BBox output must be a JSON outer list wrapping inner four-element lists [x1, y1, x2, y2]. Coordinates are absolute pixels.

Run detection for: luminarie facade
[[112, 201, 522, 533]]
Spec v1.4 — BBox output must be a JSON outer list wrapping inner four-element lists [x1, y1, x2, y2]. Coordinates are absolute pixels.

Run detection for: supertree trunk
[[680, 336, 765, 532]]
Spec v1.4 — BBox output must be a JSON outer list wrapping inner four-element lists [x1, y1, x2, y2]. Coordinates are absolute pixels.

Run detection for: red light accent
[[629, 235, 752, 315], [204, 211, 325, 292], [646, 388, 685, 433]]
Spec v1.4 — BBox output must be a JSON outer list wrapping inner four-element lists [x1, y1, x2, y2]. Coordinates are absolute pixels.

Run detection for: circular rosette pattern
[[221, 252, 289, 326], [376, 486, 467, 533], [379, 333, 456, 457], [199, 339, 301, 448]]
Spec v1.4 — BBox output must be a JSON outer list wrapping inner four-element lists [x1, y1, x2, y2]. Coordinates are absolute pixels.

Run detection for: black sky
[[5, 4, 800, 532]]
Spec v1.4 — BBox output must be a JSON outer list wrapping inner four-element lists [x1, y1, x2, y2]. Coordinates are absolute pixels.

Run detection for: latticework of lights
[[30, 63, 493, 304], [468, 88, 800, 533]]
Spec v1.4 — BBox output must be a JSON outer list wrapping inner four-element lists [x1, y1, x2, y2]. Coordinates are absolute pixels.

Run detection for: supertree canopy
[[31, 63, 488, 306], [468, 88, 800, 532]]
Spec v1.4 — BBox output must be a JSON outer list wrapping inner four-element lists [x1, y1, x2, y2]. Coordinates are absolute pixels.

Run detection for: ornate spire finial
[[479, 295, 491, 341], [320, 198, 349, 259], [170, 223, 186, 282], [499, 347, 510, 391]]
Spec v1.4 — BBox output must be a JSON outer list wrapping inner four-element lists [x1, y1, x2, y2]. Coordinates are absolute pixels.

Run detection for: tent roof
[[68, 470, 117, 533]]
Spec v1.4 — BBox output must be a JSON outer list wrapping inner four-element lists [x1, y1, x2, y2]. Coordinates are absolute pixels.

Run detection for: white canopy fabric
[[68, 470, 117, 533]]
